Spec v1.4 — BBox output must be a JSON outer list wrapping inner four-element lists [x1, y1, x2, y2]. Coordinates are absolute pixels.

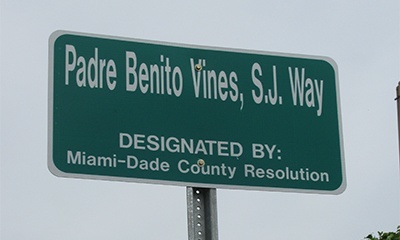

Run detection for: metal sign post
[[396, 82, 400, 161], [187, 187, 218, 240]]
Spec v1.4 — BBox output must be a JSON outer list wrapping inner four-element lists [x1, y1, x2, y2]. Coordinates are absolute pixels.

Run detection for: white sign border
[[48, 30, 346, 195]]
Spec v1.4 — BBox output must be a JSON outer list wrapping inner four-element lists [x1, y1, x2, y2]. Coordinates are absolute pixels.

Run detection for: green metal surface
[[48, 31, 345, 194]]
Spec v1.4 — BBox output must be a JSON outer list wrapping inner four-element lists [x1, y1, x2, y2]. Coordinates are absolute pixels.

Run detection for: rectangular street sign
[[48, 30, 346, 194]]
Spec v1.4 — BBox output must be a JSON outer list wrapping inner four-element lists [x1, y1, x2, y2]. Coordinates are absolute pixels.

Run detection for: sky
[[1, 1, 400, 240]]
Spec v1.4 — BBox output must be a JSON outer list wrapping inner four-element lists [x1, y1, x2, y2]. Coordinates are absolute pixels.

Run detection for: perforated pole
[[187, 187, 218, 240]]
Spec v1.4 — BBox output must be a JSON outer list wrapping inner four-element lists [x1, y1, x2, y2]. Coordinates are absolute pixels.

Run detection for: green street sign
[[48, 30, 346, 194]]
